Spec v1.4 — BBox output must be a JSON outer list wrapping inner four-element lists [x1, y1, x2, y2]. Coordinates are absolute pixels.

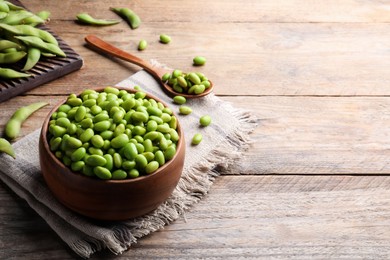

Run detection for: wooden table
[[2, 0, 390, 258]]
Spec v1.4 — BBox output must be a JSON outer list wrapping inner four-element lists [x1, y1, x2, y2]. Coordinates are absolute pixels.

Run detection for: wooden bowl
[[39, 87, 185, 221]]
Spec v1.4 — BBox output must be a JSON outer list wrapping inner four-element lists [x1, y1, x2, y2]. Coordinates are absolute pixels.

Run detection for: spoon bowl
[[85, 35, 213, 99]]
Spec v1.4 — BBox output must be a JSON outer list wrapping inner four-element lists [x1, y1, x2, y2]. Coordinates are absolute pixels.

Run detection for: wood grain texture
[[2, 176, 390, 259], [1, 0, 390, 259]]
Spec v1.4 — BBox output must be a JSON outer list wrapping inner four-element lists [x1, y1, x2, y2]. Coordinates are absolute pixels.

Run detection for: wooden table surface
[[2, 0, 390, 259]]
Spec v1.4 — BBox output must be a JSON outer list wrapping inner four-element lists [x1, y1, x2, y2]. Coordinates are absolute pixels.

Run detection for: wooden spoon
[[84, 35, 213, 98]]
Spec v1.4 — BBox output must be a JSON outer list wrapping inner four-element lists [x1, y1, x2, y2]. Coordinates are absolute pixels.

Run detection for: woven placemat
[[0, 70, 258, 258]]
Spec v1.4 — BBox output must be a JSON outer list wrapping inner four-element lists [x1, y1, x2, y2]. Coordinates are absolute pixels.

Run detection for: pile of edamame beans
[[48, 87, 180, 180], [0, 1, 65, 79], [162, 70, 211, 95]]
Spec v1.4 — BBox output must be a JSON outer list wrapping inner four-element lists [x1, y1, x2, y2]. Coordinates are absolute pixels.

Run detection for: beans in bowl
[[47, 87, 179, 180]]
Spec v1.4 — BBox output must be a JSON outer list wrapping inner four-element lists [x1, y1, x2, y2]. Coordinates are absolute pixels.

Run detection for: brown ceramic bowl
[[39, 87, 185, 221]]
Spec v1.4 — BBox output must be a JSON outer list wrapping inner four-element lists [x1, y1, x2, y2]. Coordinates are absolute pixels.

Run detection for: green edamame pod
[[14, 35, 66, 57], [0, 51, 26, 64], [5, 102, 48, 140], [0, 24, 58, 45], [22, 47, 40, 71], [36, 10, 50, 21], [76, 13, 120, 26], [0, 67, 31, 79], [110, 7, 141, 29], [0, 138, 15, 158]]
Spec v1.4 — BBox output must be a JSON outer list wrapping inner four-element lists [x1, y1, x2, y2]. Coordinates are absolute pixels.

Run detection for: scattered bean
[[159, 34, 171, 44], [193, 56, 206, 66], [199, 115, 212, 126], [179, 105, 192, 115], [138, 39, 147, 51], [191, 133, 203, 145]]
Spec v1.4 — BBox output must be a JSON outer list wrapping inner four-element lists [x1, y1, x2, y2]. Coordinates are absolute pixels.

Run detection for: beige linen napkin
[[0, 70, 258, 258]]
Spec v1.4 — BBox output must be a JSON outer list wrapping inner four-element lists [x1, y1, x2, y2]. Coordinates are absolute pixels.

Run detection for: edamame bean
[[193, 56, 206, 66], [86, 154, 107, 167], [138, 39, 147, 51], [0, 67, 31, 79], [191, 133, 203, 145], [145, 161, 159, 174], [71, 147, 86, 162], [94, 166, 112, 180], [112, 169, 127, 180], [0, 137, 15, 158], [173, 96, 186, 105], [159, 34, 171, 44], [5, 102, 48, 140], [179, 105, 192, 115], [200, 115, 212, 126]]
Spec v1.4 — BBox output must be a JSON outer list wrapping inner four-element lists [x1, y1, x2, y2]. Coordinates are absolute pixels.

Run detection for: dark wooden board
[[0, 0, 83, 103]]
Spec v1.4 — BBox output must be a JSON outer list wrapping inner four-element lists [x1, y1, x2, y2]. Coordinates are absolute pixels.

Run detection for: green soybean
[[0, 137, 15, 158], [200, 115, 212, 126], [138, 39, 147, 51], [94, 166, 112, 180], [193, 56, 206, 66], [191, 133, 203, 145], [159, 34, 171, 44], [5, 102, 48, 140], [145, 161, 159, 174], [173, 96, 186, 105], [179, 105, 192, 115], [86, 154, 107, 167]]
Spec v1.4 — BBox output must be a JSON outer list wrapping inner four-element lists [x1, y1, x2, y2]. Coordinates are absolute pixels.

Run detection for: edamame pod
[[76, 13, 120, 26], [0, 67, 31, 79], [14, 35, 66, 57], [0, 138, 15, 158], [110, 7, 141, 29], [22, 47, 40, 71], [5, 102, 48, 140], [0, 51, 26, 64]]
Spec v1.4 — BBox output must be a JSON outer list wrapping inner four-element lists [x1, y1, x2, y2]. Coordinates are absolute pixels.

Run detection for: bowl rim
[[40, 86, 185, 184]]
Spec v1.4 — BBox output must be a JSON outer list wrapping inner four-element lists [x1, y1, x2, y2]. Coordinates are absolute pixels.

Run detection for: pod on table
[[0, 137, 15, 158], [76, 13, 120, 26], [5, 102, 48, 140], [110, 7, 141, 29]]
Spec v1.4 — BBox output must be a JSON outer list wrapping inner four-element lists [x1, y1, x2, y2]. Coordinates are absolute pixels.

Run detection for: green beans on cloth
[[0, 70, 258, 258]]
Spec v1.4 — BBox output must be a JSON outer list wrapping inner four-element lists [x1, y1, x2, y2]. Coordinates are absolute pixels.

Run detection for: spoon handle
[[84, 35, 164, 79]]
